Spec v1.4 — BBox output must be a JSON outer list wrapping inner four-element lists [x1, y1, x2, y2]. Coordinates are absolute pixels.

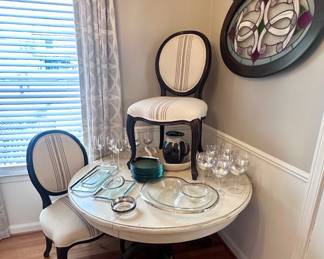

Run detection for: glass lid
[[140, 177, 219, 213]]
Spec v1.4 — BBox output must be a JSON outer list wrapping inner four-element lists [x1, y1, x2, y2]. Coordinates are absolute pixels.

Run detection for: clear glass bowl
[[181, 183, 208, 198], [141, 177, 219, 213]]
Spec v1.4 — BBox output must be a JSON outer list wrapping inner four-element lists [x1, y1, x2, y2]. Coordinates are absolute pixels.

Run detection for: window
[[0, 0, 82, 167]]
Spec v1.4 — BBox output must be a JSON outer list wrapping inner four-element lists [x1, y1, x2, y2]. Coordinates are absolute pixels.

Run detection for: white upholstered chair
[[26, 130, 102, 259], [126, 31, 211, 179]]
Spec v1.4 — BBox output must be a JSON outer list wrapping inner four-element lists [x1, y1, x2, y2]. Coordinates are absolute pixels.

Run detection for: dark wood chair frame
[[26, 130, 105, 259], [126, 30, 212, 180]]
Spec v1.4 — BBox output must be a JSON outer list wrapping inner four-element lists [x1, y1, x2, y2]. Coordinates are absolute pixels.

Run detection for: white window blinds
[[0, 0, 82, 167]]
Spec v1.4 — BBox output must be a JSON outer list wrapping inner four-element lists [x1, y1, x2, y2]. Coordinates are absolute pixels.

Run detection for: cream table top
[[68, 161, 252, 244]]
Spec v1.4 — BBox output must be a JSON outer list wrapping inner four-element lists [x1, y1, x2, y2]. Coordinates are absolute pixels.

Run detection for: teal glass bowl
[[130, 157, 164, 183]]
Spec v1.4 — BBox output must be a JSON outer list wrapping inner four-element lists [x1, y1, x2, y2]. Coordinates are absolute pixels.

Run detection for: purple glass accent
[[250, 50, 260, 63], [298, 11, 313, 29]]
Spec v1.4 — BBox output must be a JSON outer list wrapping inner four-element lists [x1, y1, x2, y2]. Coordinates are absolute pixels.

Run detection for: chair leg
[[190, 119, 200, 180], [126, 115, 137, 169], [198, 119, 203, 152], [43, 236, 52, 257], [159, 125, 165, 149], [56, 247, 69, 259]]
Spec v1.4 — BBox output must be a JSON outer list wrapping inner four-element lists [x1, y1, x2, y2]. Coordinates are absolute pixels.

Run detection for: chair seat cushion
[[127, 97, 208, 122], [40, 196, 101, 247]]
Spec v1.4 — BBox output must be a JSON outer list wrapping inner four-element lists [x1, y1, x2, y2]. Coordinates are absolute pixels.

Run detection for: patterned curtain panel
[[73, 0, 123, 159], [0, 188, 9, 240]]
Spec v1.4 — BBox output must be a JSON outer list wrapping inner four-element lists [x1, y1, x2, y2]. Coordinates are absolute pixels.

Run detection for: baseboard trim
[[219, 232, 248, 259], [203, 124, 309, 183], [9, 222, 41, 235]]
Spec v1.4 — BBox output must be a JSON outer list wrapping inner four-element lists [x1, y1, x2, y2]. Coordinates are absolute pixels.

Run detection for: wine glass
[[196, 152, 208, 183], [93, 135, 105, 164], [220, 142, 233, 160], [211, 156, 230, 195], [106, 136, 118, 167], [142, 130, 155, 156], [142, 130, 153, 146], [113, 138, 125, 170], [229, 150, 249, 193], [206, 144, 218, 157]]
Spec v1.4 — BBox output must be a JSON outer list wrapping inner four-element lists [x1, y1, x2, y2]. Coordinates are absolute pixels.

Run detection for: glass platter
[[70, 165, 117, 193], [140, 177, 219, 213], [94, 179, 135, 201]]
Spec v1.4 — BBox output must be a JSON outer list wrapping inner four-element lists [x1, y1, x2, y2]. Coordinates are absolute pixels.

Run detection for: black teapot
[[163, 131, 190, 164]]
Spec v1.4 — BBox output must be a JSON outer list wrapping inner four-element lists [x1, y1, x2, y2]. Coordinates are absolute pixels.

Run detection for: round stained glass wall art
[[220, 0, 324, 78]]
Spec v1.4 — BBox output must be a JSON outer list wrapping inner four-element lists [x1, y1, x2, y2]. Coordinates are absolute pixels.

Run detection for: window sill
[[0, 165, 28, 178]]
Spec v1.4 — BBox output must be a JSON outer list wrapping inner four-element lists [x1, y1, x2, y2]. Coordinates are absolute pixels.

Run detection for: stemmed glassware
[[142, 130, 153, 146], [229, 150, 249, 193], [206, 144, 218, 157], [142, 130, 156, 156], [93, 134, 125, 170], [211, 156, 230, 195], [196, 152, 208, 183], [93, 135, 105, 164], [196, 141, 249, 195], [114, 138, 125, 170], [196, 151, 214, 183]]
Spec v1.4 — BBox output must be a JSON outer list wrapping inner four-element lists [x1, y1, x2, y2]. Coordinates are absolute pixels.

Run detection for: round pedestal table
[[68, 162, 252, 256]]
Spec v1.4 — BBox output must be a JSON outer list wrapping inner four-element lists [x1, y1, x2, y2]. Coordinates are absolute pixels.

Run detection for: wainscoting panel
[[202, 124, 309, 259], [0, 175, 42, 234]]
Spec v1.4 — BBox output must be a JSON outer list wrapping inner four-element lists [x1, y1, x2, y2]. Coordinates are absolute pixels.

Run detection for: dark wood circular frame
[[220, 0, 324, 78]]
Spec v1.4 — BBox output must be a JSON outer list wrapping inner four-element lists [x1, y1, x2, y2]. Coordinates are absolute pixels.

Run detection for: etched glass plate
[[141, 177, 219, 213]]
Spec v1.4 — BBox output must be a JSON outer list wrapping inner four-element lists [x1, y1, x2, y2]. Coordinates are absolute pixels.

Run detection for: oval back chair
[[26, 130, 102, 259], [127, 31, 212, 179]]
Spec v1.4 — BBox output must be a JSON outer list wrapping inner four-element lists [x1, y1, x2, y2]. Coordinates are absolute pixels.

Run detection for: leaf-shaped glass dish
[[140, 177, 219, 213]]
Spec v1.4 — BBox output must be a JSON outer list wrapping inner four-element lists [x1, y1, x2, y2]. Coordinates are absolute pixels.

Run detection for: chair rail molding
[[292, 113, 324, 259], [202, 124, 309, 182]]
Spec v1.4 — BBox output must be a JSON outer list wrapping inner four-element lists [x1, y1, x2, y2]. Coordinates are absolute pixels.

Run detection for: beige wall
[[115, 0, 212, 116], [115, 0, 324, 171], [204, 0, 324, 171]]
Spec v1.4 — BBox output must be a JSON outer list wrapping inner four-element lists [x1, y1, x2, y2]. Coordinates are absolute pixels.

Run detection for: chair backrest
[[27, 130, 88, 207], [156, 31, 211, 98]]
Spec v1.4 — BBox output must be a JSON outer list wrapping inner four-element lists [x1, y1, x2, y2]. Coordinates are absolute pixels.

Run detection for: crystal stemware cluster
[[93, 133, 127, 170], [92, 128, 155, 170], [196, 142, 249, 194]]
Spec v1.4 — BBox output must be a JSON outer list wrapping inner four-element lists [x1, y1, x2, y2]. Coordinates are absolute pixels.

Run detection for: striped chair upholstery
[[27, 130, 102, 257], [128, 32, 209, 123], [128, 96, 207, 122], [31, 133, 85, 193], [158, 33, 207, 93], [40, 196, 101, 247]]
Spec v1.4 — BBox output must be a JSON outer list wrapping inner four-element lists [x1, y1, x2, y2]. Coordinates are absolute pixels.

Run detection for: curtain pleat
[[73, 0, 123, 160]]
